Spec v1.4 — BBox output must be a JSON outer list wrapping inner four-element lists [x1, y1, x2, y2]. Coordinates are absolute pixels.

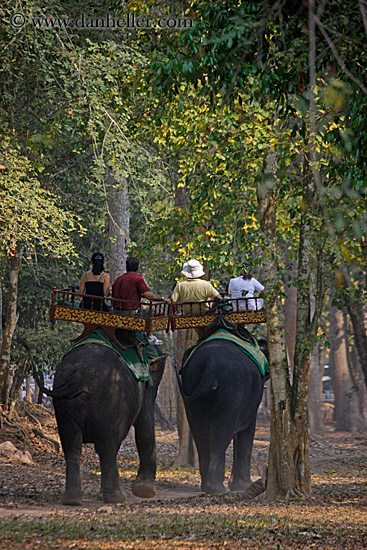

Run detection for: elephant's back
[[182, 339, 263, 399], [184, 339, 260, 373], [53, 343, 136, 396]]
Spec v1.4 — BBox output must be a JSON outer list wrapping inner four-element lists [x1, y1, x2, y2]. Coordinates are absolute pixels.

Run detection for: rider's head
[[126, 257, 139, 272], [182, 259, 205, 279], [91, 252, 104, 275], [242, 262, 252, 280]]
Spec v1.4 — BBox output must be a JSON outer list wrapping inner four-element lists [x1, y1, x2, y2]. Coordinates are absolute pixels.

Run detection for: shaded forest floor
[[0, 406, 366, 549]]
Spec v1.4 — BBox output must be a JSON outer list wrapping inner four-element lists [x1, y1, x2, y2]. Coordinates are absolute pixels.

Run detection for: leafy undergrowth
[[0, 408, 366, 549]]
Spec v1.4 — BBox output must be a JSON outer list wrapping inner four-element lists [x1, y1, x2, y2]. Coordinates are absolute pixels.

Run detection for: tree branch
[[313, 14, 367, 95], [359, 0, 367, 38], [316, 0, 329, 19]]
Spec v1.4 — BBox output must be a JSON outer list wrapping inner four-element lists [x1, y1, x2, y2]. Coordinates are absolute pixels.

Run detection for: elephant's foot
[[204, 482, 227, 495], [62, 491, 83, 506], [103, 490, 126, 504], [132, 478, 156, 498]]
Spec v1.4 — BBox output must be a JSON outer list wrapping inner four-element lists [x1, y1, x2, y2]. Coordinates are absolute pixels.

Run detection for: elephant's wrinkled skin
[[181, 339, 267, 494], [52, 343, 166, 505]]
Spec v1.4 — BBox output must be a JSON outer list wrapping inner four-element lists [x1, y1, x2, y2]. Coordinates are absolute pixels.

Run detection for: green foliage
[[131, 69, 302, 284], [0, 0, 167, 246], [0, 0, 366, 374], [0, 136, 80, 257]]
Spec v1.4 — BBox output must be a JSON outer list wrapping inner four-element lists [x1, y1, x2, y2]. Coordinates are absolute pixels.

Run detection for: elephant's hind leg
[[132, 404, 157, 498], [228, 420, 256, 492], [205, 427, 234, 494], [185, 407, 210, 493], [95, 440, 125, 503], [195, 437, 210, 493], [59, 425, 83, 506]]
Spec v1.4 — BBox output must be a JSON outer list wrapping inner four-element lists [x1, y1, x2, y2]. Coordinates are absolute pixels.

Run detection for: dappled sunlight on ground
[[0, 415, 366, 548]]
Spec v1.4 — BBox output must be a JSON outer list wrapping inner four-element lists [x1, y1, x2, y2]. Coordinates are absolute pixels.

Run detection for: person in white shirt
[[228, 263, 264, 312]]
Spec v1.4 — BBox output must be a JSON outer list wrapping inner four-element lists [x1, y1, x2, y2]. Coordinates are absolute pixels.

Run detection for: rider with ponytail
[[79, 252, 110, 311]]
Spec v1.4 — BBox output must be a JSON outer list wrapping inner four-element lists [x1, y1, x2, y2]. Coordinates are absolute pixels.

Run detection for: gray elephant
[[29, 341, 166, 505], [179, 337, 268, 494]]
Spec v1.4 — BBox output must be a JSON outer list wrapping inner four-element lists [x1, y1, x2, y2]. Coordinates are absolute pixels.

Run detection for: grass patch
[[0, 504, 366, 549]]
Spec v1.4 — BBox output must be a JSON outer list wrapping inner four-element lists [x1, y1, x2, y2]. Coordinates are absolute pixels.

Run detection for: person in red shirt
[[112, 257, 169, 311], [112, 257, 169, 345]]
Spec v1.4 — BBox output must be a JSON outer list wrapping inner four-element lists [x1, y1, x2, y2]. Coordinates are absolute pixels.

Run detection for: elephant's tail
[[18, 338, 84, 399], [174, 358, 218, 402]]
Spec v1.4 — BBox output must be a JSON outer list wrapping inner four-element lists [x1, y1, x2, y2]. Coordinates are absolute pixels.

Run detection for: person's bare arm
[[143, 291, 171, 303], [103, 274, 110, 297], [79, 273, 86, 294], [207, 293, 221, 313]]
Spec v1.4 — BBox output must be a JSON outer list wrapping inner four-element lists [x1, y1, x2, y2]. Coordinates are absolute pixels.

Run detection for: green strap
[[65, 328, 153, 385], [183, 328, 269, 377]]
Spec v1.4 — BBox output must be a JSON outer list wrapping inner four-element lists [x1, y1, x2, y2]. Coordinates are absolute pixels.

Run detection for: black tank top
[[82, 276, 109, 311]]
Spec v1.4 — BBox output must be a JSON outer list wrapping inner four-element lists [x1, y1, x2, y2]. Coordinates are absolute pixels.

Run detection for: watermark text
[[9, 12, 193, 31]]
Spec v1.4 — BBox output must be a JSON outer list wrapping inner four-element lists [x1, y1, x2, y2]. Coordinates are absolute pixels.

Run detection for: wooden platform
[[50, 288, 266, 336], [50, 288, 170, 336], [171, 309, 266, 330]]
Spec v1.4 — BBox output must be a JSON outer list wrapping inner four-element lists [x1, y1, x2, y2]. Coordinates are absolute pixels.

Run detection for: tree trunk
[[283, 0, 326, 492], [156, 354, 177, 425], [341, 310, 367, 432], [258, 136, 325, 495], [350, 345, 367, 431], [106, 166, 130, 283], [154, 402, 174, 431], [257, 149, 294, 496], [290, 154, 323, 495], [172, 157, 189, 210], [308, 344, 325, 432], [0, 281, 2, 353], [171, 160, 197, 466], [26, 377, 32, 403], [329, 306, 351, 431], [283, 245, 297, 369], [8, 357, 28, 415], [345, 296, 367, 391], [0, 247, 23, 406], [173, 329, 198, 467]]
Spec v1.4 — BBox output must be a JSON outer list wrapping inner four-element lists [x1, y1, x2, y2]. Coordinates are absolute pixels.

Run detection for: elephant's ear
[[150, 354, 168, 388], [257, 338, 269, 361]]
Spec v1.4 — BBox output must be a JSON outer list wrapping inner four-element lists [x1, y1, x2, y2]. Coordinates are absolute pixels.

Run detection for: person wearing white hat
[[171, 259, 221, 318]]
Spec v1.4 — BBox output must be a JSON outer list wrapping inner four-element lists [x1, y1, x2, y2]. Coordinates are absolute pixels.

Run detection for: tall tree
[[149, 0, 367, 495], [106, 168, 130, 282], [0, 140, 78, 406], [329, 305, 352, 431]]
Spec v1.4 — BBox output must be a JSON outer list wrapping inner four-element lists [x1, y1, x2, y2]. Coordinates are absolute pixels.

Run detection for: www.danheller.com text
[[9, 12, 193, 30]]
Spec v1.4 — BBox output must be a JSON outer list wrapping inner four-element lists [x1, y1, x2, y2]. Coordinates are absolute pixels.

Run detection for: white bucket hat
[[182, 259, 205, 279]]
